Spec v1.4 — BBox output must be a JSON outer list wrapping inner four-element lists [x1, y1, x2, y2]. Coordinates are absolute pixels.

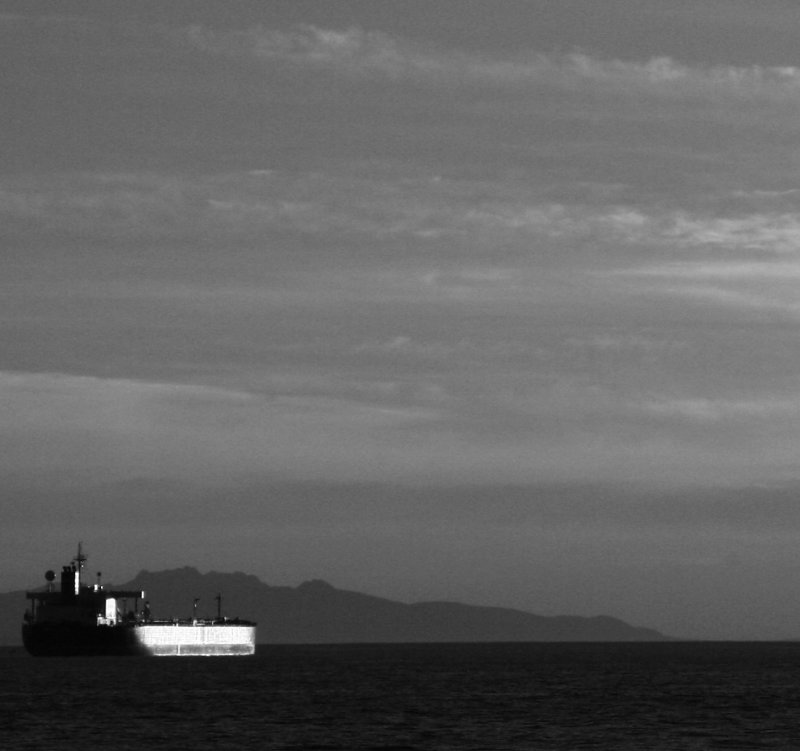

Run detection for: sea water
[[2, 642, 799, 749]]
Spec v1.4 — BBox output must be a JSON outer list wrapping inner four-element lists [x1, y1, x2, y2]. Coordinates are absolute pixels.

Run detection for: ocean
[[2, 642, 799, 749]]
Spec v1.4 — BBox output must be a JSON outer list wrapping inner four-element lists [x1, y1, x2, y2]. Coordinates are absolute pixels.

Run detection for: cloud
[[663, 213, 800, 253], [641, 395, 800, 422], [8, 167, 800, 364], [619, 260, 800, 281], [0, 370, 447, 484], [10, 169, 796, 266], [4, 366, 797, 490], [0, 372, 255, 477], [0, 173, 199, 241], [184, 24, 439, 80], [606, 256, 800, 318], [182, 23, 800, 101]]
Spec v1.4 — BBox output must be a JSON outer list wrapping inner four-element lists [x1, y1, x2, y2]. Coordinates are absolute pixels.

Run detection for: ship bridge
[[25, 551, 145, 626]]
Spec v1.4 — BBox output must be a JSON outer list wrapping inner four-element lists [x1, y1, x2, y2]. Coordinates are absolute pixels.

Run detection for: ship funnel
[[60, 565, 79, 598]]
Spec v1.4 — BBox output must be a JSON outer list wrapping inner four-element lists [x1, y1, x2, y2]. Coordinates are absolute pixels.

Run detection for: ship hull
[[23, 622, 256, 657], [23, 622, 144, 656], [131, 623, 256, 656]]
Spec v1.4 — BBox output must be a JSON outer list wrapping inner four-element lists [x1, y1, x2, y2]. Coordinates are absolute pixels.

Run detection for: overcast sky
[[5, 1, 800, 638]]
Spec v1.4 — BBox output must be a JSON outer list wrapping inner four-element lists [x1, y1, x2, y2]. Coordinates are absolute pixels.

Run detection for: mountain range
[[0, 567, 668, 645]]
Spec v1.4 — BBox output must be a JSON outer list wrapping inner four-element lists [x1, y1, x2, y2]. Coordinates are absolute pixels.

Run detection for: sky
[[4, 1, 800, 639]]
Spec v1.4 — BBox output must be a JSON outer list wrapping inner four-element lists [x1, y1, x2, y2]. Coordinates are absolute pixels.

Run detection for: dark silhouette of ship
[[23, 544, 256, 656]]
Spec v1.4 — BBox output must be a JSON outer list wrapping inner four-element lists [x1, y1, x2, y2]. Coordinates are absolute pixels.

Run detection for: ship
[[22, 544, 256, 656]]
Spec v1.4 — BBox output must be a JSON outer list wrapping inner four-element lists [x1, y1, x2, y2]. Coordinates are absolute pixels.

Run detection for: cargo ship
[[22, 545, 256, 656]]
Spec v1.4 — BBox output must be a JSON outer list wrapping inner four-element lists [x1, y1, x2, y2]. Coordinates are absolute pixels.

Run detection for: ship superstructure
[[23, 544, 256, 656]]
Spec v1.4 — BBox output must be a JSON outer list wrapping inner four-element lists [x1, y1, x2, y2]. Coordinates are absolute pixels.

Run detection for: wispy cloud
[[4, 366, 795, 489], [183, 23, 800, 101], [8, 169, 800, 264], [618, 260, 800, 281], [641, 394, 800, 422], [663, 213, 800, 253]]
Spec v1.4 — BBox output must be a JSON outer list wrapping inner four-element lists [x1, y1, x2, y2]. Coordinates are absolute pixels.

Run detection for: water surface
[[3, 642, 799, 749]]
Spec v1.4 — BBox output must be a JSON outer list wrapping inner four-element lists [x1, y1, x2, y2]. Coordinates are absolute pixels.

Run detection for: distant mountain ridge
[[0, 567, 669, 645]]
